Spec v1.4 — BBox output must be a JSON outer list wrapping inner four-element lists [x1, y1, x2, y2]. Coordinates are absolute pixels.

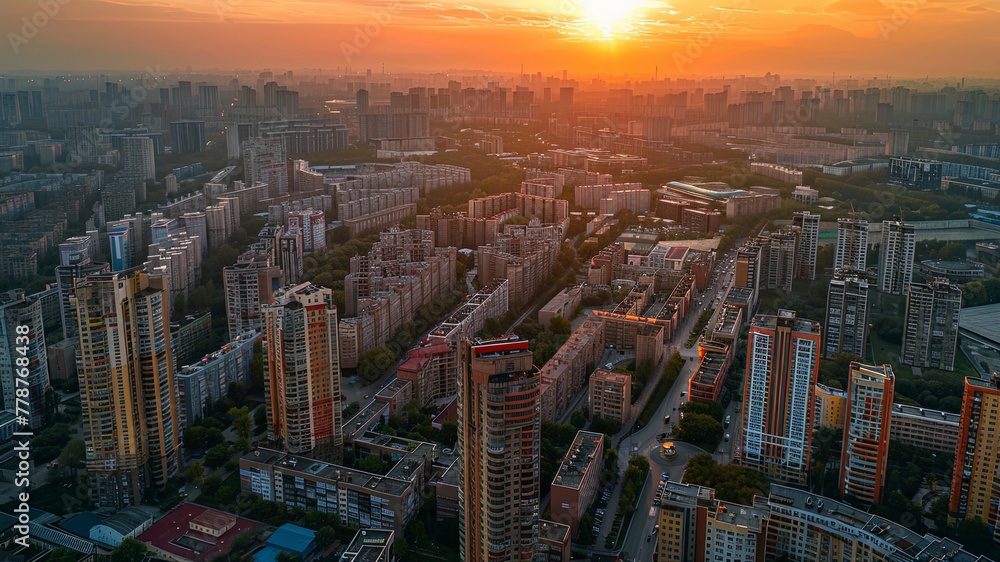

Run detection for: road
[[594, 248, 741, 559]]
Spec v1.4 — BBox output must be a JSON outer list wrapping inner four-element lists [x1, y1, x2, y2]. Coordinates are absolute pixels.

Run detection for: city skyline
[[2, 0, 1000, 78]]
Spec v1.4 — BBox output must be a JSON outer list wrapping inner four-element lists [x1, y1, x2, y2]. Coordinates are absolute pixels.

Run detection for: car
[[680, 412, 684, 420], [364, 394, 370, 399], [647, 535, 652, 542], [725, 433, 730, 442], [605, 362, 614, 369], [724, 415, 731, 428], [661, 472, 667, 480], [680, 391, 686, 396], [664, 415, 671, 424]]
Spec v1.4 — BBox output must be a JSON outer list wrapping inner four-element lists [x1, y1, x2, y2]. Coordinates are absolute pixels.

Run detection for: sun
[[580, 0, 646, 36]]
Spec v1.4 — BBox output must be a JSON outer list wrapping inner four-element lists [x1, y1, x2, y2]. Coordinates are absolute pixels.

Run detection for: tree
[[440, 420, 458, 448], [48, 548, 81, 562], [205, 443, 231, 468], [316, 526, 338, 548], [229, 406, 252, 441], [111, 538, 148, 562], [570, 410, 588, 429], [549, 316, 572, 335], [186, 462, 205, 483], [677, 413, 724, 450], [393, 537, 411, 558], [202, 474, 224, 496], [275, 553, 303, 562], [359, 455, 389, 474]]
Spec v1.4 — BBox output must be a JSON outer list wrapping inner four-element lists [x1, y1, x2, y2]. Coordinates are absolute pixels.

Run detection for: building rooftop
[[959, 304, 1000, 347], [661, 481, 715, 507], [552, 431, 604, 491], [751, 310, 821, 335], [137, 503, 260, 562], [244, 448, 413, 496], [712, 305, 742, 340], [768, 484, 994, 562], [712, 501, 767, 532], [341, 529, 394, 562], [891, 403, 960, 425], [538, 519, 571, 543], [723, 287, 753, 308]]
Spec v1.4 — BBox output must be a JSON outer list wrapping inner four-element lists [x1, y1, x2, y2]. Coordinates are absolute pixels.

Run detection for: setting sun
[[580, 0, 647, 37]]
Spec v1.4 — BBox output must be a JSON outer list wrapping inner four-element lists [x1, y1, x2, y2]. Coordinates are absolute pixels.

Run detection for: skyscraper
[[72, 269, 180, 508], [792, 211, 820, 281], [740, 310, 821, 485], [824, 268, 870, 359], [458, 337, 540, 561], [119, 136, 156, 181], [878, 219, 915, 295], [839, 362, 894, 504], [262, 283, 343, 462], [223, 246, 283, 341], [0, 290, 50, 429], [902, 278, 962, 371], [835, 217, 869, 272], [950, 374, 1000, 543]]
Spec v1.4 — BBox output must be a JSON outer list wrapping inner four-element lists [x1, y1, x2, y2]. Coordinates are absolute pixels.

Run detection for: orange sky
[[1, 0, 998, 77]]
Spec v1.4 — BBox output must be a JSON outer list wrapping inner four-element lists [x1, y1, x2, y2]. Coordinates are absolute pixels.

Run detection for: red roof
[[138, 503, 260, 562]]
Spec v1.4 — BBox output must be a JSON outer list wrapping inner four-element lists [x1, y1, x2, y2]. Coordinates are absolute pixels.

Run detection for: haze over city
[[3, 0, 1000, 76]]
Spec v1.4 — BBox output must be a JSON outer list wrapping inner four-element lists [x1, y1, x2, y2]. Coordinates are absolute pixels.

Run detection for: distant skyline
[[2, 0, 1000, 78]]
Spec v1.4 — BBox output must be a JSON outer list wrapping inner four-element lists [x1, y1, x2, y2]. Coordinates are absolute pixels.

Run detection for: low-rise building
[[550, 431, 605, 538], [813, 383, 847, 431], [538, 520, 572, 562], [239, 448, 421, 534], [539, 286, 584, 330], [589, 370, 631, 424], [889, 403, 961, 455]]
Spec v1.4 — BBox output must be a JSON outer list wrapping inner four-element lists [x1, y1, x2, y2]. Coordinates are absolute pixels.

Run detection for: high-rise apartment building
[[735, 241, 762, 311], [824, 268, 870, 359], [169, 120, 206, 154], [950, 374, 1000, 543], [242, 137, 287, 197], [792, 211, 820, 280], [72, 269, 180, 508], [262, 283, 343, 462], [0, 290, 50, 429], [223, 246, 283, 341], [760, 227, 798, 292], [55, 235, 110, 339], [839, 362, 894, 504], [740, 310, 821, 485], [878, 220, 915, 295], [458, 337, 540, 562], [902, 278, 962, 371], [835, 217, 868, 271], [119, 136, 156, 180]]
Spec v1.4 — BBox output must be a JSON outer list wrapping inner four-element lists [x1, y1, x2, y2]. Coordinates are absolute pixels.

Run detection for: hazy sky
[[2, 0, 998, 77]]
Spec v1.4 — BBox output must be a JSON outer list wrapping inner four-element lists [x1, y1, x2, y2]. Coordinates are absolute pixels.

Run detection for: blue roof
[[253, 545, 289, 562], [261, 524, 316, 556], [58, 512, 106, 538]]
